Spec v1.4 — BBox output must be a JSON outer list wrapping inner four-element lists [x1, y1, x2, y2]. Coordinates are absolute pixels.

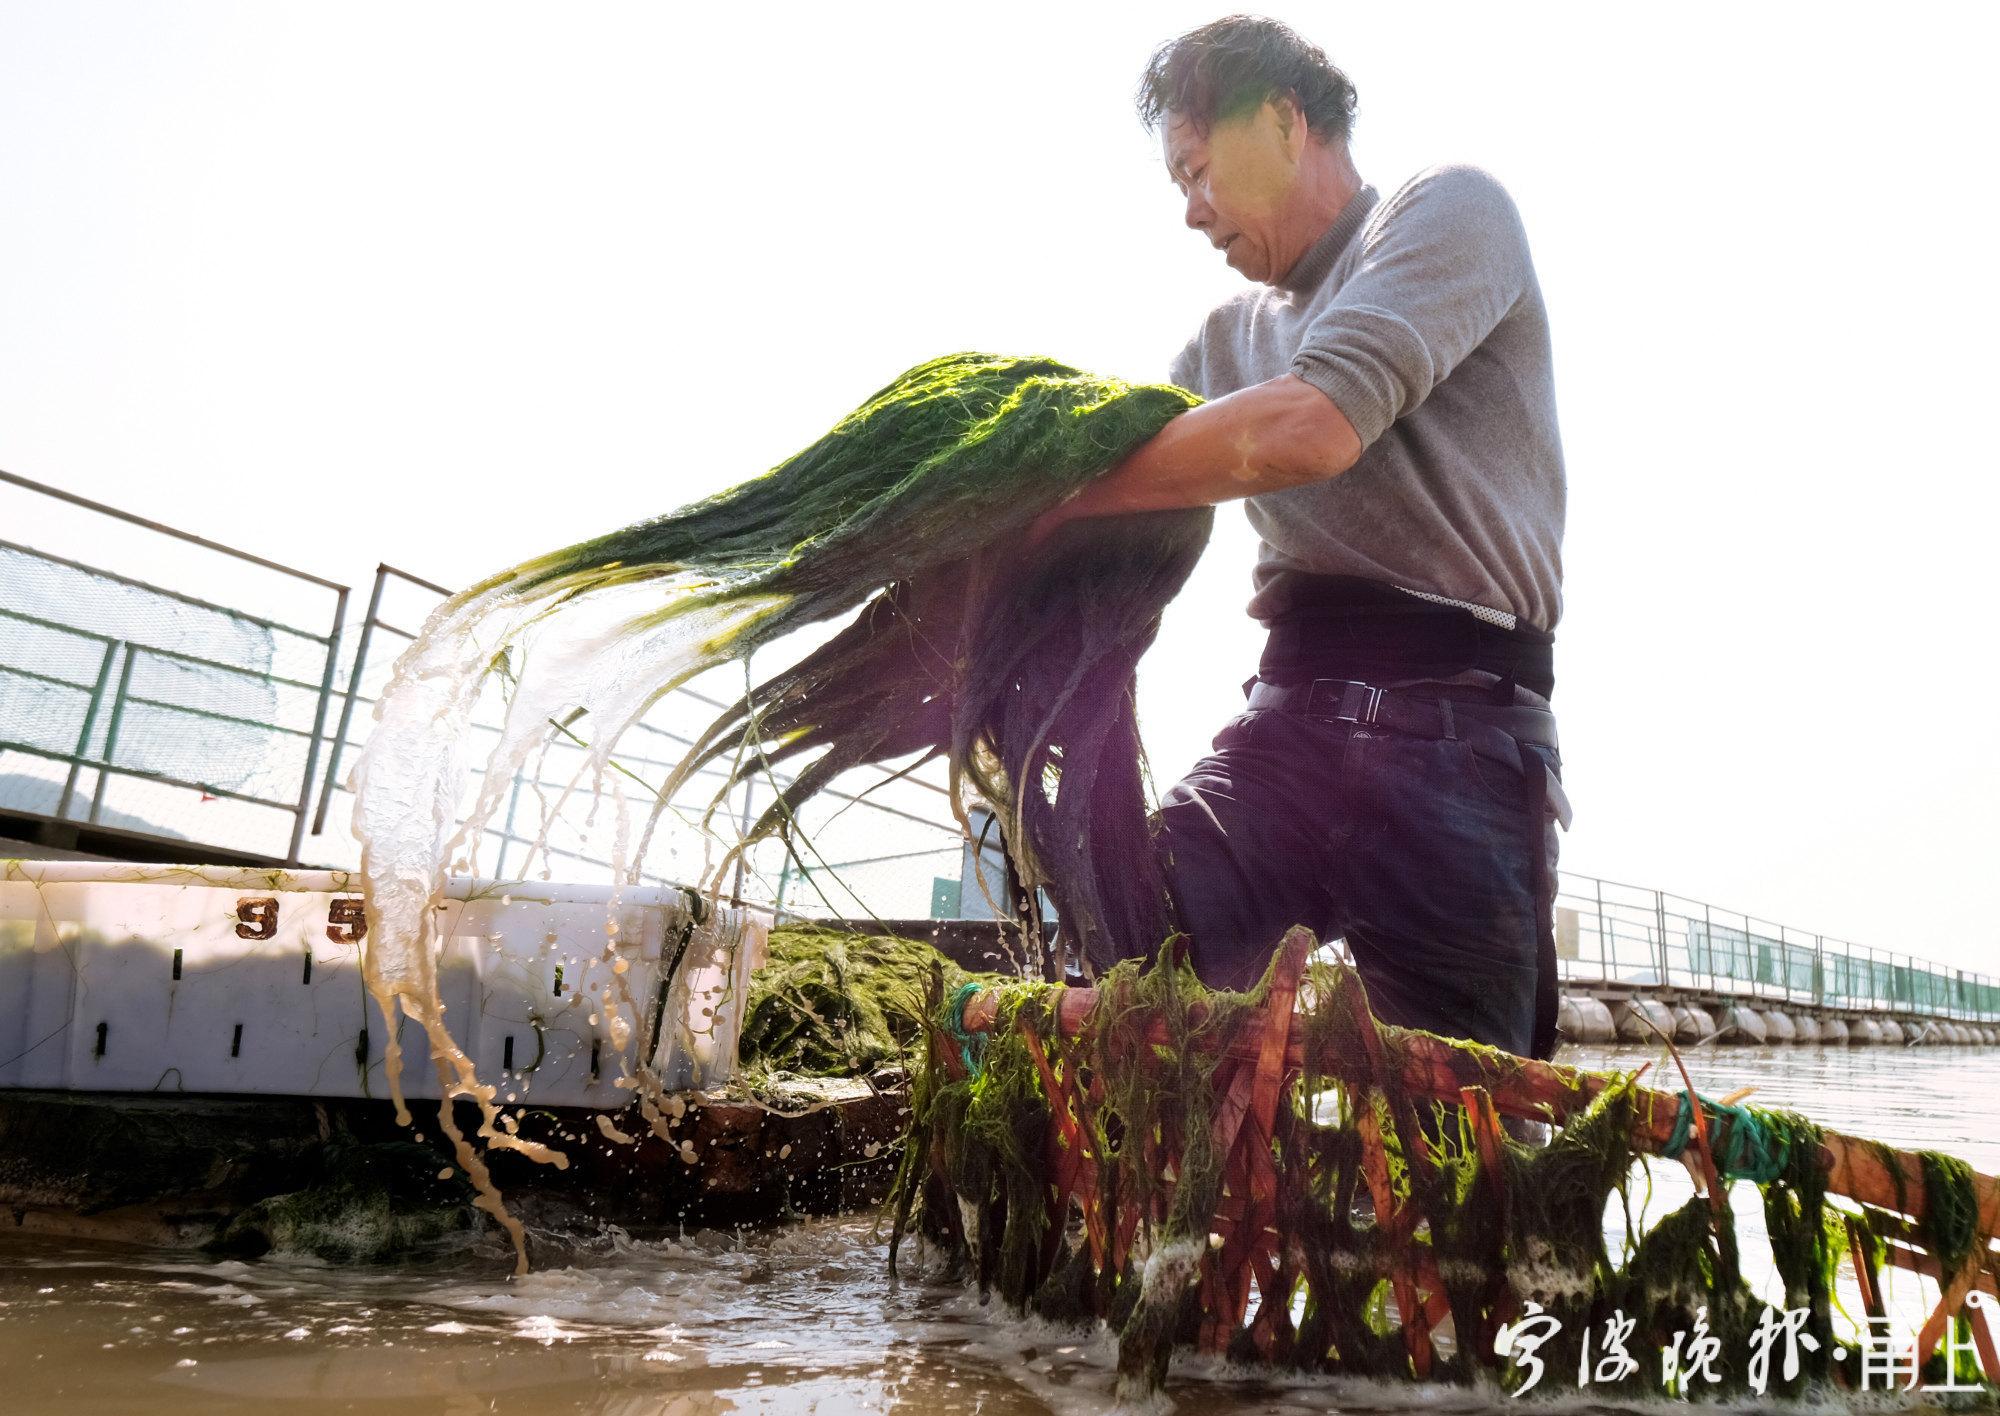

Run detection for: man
[[1030, 16, 1569, 1059]]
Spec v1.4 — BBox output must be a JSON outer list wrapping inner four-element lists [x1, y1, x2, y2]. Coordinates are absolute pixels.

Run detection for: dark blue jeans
[[1154, 702, 1561, 1058]]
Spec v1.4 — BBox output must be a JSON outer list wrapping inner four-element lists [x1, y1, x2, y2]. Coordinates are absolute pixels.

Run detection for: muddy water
[[5, 1043, 1998, 1414]]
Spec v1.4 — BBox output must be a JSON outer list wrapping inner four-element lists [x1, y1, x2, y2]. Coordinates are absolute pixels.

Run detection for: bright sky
[[3, 3, 1995, 970]]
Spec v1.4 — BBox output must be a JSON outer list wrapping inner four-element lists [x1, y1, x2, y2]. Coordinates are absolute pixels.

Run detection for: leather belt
[[1243, 676, 1572, 830]]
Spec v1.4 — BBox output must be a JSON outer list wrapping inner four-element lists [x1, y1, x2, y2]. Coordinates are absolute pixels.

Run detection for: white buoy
[[1558, 995, 1617, 1044], [1615, 998, 1675, 1043], [1670, 1003, 1715, 1043], [1718, 1006, 1767, 1044]]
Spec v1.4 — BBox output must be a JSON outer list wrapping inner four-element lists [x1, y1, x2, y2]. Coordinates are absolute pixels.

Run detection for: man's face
[[1164, 100, 1304, 285]]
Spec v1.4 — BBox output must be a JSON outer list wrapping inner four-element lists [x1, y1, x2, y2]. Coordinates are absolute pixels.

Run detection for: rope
[[1660, 1090, 1790, 1184], [944, 981, 988, 1076]]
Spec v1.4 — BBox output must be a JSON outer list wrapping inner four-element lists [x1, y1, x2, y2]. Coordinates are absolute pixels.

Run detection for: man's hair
[[1136, 15, 1357, 143]]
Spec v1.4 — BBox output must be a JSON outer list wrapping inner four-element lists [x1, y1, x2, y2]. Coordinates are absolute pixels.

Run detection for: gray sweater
[[1169, 164, 1565, 632]]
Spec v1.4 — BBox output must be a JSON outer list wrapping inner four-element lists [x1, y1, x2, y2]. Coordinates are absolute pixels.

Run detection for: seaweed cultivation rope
[[943, 980, 988, 1076], [900, 939, 2000, 1399], [1660, 1089, 1790, 1184]]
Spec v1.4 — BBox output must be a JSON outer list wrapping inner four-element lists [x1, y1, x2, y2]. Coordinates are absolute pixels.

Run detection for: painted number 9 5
[[232, 896, 368, 943]]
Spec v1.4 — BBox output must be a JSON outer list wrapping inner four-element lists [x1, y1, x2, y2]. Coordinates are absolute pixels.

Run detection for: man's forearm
[[1051, 373, 1362, 523]]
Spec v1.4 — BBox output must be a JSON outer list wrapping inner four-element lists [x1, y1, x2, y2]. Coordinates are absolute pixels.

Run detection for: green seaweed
[[1759, 1110, 1837, 1393], [1084, 943, 1258, 1396], [511, 354, 1205, 975], [215, 1141, 473, 1263], [1919, 1147, 1981, 1281], [737, 925, 986, 1084]]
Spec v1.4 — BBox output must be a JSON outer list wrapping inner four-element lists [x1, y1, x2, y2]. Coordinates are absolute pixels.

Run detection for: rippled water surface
[[5, 1043, 1998, 1413]]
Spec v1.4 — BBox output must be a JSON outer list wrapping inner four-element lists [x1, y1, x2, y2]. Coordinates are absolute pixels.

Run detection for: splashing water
[[349, 573, 792, 1268]]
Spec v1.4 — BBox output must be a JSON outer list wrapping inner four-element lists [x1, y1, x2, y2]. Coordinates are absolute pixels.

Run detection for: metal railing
[[0, 479, 966, 914], [0, 470, 347, 864], [1553, 871, 2000, 1019]]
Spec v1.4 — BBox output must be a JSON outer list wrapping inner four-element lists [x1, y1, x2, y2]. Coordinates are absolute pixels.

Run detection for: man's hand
[[1021, 374, 1361, 547]]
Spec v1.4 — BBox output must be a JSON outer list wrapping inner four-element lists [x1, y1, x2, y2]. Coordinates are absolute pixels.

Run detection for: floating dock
[[0, 860, 902, 1256]]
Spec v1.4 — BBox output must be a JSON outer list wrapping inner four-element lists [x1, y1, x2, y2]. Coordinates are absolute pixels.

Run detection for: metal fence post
[[290, 585, 349, 864], [1702, 901, 1715, 992], [87, 646, 139, 824], [312, 567, 387, 836], [729, 775, 756, 907], [56, 639, 120, 819], [772, 848, 795, 921], [494, 769, 526, 878], [1654, 889, 1669, 987], [1594, 876, 1608, 983]]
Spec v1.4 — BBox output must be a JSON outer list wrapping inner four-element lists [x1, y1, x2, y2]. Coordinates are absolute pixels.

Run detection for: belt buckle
[[1320, 679, 1383, 725]]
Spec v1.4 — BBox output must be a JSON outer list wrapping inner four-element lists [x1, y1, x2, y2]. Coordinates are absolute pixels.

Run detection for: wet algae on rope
[[890, 929, 2000, 1402]]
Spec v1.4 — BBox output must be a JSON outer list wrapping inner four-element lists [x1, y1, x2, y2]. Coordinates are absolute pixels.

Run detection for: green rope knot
[[943, 980, 988, 1076], [1660, 1090, 1790, 1184]]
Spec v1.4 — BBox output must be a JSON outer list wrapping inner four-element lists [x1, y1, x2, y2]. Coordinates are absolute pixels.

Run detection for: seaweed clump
[[1920, 1148, 1981, 1281], [1085, 942, 1259, 1393], [216, 1140, 473, 1262], [737, 925, 989, 1085]]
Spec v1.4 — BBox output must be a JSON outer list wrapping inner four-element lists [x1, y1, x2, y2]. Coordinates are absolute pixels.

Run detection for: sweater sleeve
[[1290, 165, 1531, 449], [1168, 325, 1203, 394]]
